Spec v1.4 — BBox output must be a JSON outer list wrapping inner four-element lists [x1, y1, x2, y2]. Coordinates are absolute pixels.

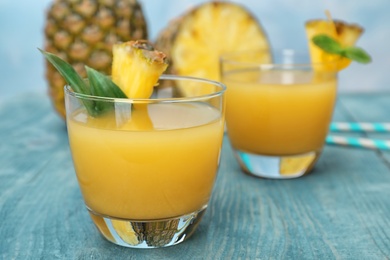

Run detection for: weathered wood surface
[[1, 92, 390, 259]]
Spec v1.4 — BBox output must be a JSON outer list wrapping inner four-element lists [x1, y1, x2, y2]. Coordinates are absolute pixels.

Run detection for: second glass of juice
[[65, 75, 226, 248], [221, 49, 338, 179]]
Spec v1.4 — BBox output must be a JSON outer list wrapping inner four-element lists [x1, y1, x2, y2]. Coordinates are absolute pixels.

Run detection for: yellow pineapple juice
[[224, 69, 337, 155], [67, 103, 224, 220]]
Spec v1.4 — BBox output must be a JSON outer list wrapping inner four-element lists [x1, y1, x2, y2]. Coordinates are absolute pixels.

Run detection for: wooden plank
[[1, 93, 389, 259], [334, 93, 390, 257], [201, 134, 390, 258], [338, 93, 390, 162]]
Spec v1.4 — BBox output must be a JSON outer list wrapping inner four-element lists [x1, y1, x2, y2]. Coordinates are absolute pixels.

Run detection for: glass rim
[[220, 49, 343, 69], [64, 74, 226, 103]]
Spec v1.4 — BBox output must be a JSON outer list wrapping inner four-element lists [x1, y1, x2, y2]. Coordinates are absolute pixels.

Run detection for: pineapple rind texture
[[144, 219, 180, 247], [44, 0, 148, 119], [333, 20, 364, 46], [155, 1, 270, 95], [111, 219, 179, 247]]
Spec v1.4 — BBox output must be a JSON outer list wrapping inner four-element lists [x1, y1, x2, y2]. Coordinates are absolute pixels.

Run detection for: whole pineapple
[[44, 0, 148, 119]]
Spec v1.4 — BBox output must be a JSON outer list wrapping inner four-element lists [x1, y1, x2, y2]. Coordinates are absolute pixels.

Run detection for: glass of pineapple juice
[[64, 75, 226, 248], [220, 49, 338, 179]]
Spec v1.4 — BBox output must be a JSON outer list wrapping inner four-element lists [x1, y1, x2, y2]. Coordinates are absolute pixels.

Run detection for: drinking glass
[[65, 75, 226, 248], [220, 49, 338, 179]]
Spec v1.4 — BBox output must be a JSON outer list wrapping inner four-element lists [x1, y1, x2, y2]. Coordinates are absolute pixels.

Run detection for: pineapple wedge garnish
[[112, 40, 168, 98], [112, 40, 168, 130], [305, 19, 364, 71]]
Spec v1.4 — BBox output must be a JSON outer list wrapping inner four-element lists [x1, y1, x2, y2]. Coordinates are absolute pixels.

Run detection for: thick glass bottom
[[233, 149, 320, 179], [88, 207, 206, 248]]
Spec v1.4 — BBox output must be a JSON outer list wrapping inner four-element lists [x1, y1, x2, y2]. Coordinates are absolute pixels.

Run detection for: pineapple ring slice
[[155, 2, 270, 96]]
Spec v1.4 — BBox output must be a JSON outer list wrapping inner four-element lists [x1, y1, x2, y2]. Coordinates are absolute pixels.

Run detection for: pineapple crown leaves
[[39, 48, 127, 117], [312, 34, 372, 64]]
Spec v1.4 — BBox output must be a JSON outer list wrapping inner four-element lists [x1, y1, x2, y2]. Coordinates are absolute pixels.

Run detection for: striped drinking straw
[[326, 136, 390, 151], [327, 122, 390, 151], [330, 122, 390, 132]]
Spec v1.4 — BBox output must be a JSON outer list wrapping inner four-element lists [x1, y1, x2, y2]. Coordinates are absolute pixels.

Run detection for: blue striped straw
[[330, 122, 390, 132], [326, 135, 390, 151]]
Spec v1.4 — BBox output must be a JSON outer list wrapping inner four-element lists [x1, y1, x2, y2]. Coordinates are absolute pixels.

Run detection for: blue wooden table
[[1, 92, 390, 259]]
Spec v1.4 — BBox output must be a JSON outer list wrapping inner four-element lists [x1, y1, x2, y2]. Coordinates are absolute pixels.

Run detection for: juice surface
[[223, 69, 337, 155], [67, 103, 224, 220]]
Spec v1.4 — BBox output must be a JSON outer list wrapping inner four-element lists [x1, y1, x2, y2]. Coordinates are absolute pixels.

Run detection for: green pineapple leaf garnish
[[39, 49, 90, 95], [85, 66, 127, 99], [312, 34, 372, 64], [85, 66, 127, 114], [39, 49, 128, 117]]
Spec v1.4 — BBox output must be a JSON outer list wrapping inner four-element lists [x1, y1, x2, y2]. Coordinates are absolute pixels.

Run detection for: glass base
[[88, 207, 206, 248], [234, 149, 320, 179]]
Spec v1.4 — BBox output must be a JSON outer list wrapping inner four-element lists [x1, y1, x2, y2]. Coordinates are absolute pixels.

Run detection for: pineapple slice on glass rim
[[112, 40, 168, 99], [305, 18, 364, 71], [111, 40, 168, 130]]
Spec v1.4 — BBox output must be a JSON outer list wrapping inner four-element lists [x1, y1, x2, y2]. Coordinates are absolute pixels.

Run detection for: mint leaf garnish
[[312, 34, 372, 64], [39, 49, 128, 117], [312, 35, 343, 55], [343, 46, 372, 64]]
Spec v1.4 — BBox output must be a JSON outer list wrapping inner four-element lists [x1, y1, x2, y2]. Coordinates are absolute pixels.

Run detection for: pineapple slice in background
[[305, 19, 364, 71], [112, 40, 168, 98], [155, 1, 270, 96], [44, 0, 148, 119]]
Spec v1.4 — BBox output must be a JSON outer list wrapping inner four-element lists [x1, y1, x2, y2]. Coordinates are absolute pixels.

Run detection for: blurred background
[[0, 0, 389, 101]]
